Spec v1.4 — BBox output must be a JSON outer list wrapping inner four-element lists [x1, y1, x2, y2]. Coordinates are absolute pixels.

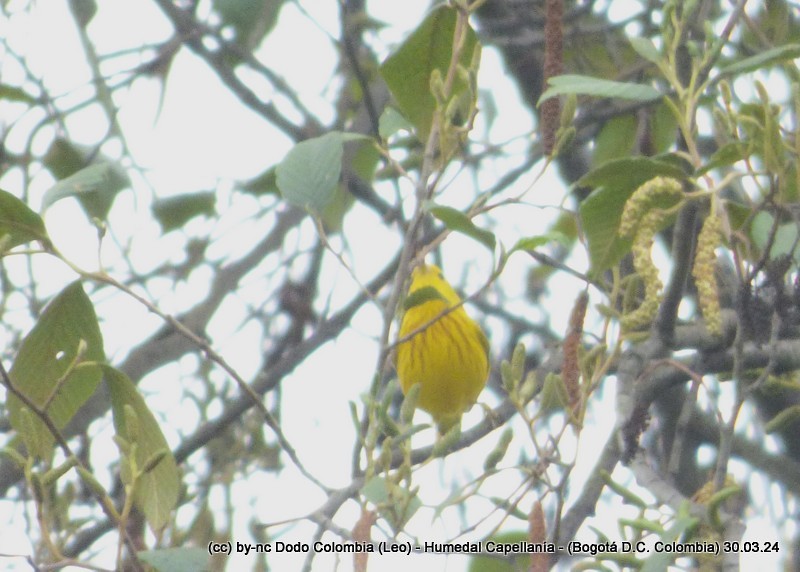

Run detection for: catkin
[[619, 176, 683, 239], [693, 212, 723, 336], [622, 209, 665, 330], [619, 177, 684, 331]]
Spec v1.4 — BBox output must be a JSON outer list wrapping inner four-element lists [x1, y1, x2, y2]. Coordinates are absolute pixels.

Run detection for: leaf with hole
[[7, 282, 105, 459]]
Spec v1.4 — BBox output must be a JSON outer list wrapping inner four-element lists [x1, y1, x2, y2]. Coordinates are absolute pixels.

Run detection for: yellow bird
[[396, 264, 490, 433]]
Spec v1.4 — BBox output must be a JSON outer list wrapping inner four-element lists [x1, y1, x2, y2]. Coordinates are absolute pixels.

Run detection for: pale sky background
[[0, 0, 789, 570]]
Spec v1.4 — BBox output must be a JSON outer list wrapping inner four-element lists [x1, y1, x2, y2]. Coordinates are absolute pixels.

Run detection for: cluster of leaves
[[3, 0, 800, 571], [0, 191, 182, 565]]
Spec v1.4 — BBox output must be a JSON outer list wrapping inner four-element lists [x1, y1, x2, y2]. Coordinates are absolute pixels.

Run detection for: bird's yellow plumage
[[396, 264, 490, 433]]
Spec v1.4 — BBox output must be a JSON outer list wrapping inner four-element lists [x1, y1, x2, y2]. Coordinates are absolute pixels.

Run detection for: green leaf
[[592, 114, 638, 167], [275, 131, 369, 213], [7, 282, 105, 459], [467, 532, 532, 572], [213, 0, 285, 52], [697, 141, 749, 175], [509, 231, 570, 254], [578, 156, 686, 189], [70, 0, 97, 27], [42, 139, 130, 221], [538, 372, 569, 412], [152, 192, 216, 233], [717, 44, 800, 77], [137, 548, 209, 572], [641, 502, 698, 572], [378, 106, 414, 140], [362, 476, 390, 505], [43, 138, 89, 179], [318, 184, 355, 233], [725, 200, 752, 233], [540, 74, 662, 103], [42, 163, 130, 220], [241, 166, 278, 196], [629, 37, 661, 65], [579, 158, 686, 273], [765, 404, 800, 433], [649, 102, 679, 154], [379, 5, 479, 140], [751, 211, 800, 262], [362, 475, 422, 530], [104, 365, 180, 532], [428, 204, 495, 251], [602, 472, 649, 508], [0, 84, 37, 105], [0, 189, 49, 248], [784, 163, 800, 203]]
